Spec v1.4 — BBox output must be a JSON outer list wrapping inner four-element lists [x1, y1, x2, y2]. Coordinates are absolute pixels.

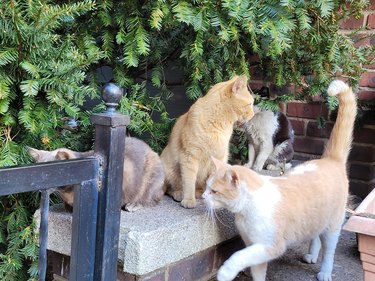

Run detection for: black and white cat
[[243, 106, 294, 172]]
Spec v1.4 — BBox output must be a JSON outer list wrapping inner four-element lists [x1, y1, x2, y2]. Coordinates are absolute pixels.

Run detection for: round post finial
[[102, 83, 123, 114]]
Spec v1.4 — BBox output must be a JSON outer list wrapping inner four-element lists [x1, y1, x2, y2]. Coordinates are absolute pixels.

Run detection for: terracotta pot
[[344, 189, 375, 281]]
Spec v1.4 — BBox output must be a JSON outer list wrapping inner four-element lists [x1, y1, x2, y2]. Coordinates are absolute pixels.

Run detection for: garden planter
[[344, 189, 375, 281]]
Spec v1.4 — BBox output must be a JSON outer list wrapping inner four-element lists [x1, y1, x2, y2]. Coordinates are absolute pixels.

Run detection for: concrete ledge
[[35, 196, 237, 276]]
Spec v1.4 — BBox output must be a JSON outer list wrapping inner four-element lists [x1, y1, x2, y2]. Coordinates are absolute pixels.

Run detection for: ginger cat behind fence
[[203, 80, 356, 281], [29, 137, 165, 212], [161, 75, 254, 208]]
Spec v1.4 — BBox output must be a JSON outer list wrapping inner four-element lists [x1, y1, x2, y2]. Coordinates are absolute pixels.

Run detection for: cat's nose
[[202, 190, 208, 199]]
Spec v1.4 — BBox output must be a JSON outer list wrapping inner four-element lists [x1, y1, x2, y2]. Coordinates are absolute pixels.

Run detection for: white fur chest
[[234, 181, 281, 245], [245, 110, 278, 144]]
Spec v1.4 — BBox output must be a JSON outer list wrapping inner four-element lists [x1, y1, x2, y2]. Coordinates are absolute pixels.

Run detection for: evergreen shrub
[[0, 1, 372, 279]]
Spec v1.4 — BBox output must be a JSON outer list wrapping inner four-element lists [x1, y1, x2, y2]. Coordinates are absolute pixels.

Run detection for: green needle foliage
[[0, 0, 373, 280], [0, 1, 100, 280], [78, 0, 372, 115]]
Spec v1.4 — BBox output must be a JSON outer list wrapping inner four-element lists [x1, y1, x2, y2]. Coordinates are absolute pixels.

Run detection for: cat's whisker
[[203, 209, 210, 224], [212, 208, 231, 228], [204, 206, 218, 230], [205, 207, 213, 223], [204, 208, 212, 223]]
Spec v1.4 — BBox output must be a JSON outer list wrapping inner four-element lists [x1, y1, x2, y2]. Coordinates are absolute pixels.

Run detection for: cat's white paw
[[181, 198, 196, 208], [266, 164, 280, 171], [252, 164, 263, 172], [244, 162, 253, 169], [124, 203, 143, 212], [317, 271, 332, 281], [303, 254, 318, 264], [285, 163, 292, 169], [217, 264, 237, 281]]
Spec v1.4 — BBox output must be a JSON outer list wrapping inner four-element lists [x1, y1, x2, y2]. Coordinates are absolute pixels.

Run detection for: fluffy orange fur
[[203, 80, 357, 281], [161, 75, 254, 208]]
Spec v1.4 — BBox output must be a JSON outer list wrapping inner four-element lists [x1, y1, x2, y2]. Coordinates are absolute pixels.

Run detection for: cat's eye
[[211, 189, 218, 194]]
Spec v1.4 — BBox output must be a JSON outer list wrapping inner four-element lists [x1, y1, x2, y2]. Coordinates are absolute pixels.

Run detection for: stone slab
[[34, 196, 237, 276], [34, 168, 284, 276]]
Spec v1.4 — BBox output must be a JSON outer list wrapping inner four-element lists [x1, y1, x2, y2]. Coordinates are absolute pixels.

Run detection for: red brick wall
[[250, 2, 375, 199], [286, 102, 375, 199]]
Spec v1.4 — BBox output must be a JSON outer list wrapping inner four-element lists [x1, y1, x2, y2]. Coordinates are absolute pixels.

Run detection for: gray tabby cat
[[243, 106, 294, 172], [28, 136, 166, 212]]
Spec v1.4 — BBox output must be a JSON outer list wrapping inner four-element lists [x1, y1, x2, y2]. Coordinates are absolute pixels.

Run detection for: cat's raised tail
[[323, 80, 357, 162]]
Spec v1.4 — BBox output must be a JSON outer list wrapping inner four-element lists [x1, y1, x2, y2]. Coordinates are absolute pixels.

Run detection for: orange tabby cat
[[161, 75, 254, 208], [203, 80, 356, 281]]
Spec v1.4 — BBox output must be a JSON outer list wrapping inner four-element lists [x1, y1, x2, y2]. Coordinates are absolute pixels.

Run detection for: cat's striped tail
[[323, 80, 357, 163]]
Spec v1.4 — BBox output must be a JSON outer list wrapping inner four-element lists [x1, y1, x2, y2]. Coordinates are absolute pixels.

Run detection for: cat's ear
[[56, 150, 72, 160], [27, 147, 41, 161], [232, 75, 248, 95], [211, 156, 225, 170], [225, 169, 239, 188]]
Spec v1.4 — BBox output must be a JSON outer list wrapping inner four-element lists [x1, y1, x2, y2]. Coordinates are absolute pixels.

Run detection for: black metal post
[[70, 179, 99, 281], [91, 83, 129, 281]]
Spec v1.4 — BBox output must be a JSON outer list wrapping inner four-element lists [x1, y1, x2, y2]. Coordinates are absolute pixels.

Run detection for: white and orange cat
[[203, 80, 356, 281], [161, 75, 255, 208]]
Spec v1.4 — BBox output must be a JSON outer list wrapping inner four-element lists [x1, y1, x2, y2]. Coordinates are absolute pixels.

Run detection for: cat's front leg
[[265, 139, 294, 171], [123, 203, 144, 212], [252, 142, 273, 171], [303, 236, 321, 264], [250, 263, 268, 281], [180, 160, 199, 208], [217, 243, 277, 281], [317, 230, 340, 281], [168, 190, 183, 202], [245, 143, 256, 169]]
